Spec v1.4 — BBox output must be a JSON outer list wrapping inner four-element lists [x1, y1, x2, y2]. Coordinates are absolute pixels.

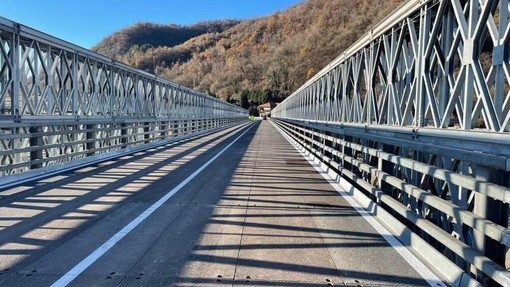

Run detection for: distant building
[[258, 102, 280, 116]]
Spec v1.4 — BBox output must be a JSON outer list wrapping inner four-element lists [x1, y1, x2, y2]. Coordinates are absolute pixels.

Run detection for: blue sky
[[1, 0, 302, 49]]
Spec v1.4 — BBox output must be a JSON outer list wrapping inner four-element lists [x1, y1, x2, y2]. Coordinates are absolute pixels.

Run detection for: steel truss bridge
[[0, 0, 510, 286], [0, 16, 246, 182], [273, 0, 510, 286]]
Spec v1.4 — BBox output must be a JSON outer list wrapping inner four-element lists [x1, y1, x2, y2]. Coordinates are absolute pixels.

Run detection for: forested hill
[[92, 20, 241, 61], [92, 0, 402, 105]]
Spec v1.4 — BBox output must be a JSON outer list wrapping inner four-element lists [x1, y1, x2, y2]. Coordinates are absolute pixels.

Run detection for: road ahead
[[0, 121, 441, 286]]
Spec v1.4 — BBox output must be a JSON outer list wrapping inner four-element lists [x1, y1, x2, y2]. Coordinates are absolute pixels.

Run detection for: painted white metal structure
[[273, 0, 510, 286], [0, 16, 246, 177]]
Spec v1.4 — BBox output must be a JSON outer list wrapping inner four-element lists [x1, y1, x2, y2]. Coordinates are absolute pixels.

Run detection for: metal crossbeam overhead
[[0, 16, 246, 177], [273, 0, 510, 286]]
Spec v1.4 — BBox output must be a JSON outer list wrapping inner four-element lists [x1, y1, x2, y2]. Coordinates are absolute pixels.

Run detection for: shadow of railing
[[0, 123, 253, 276]]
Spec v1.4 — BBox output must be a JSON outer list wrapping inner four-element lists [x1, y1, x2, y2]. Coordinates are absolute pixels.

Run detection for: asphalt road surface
[[0, 121, 442, 286]]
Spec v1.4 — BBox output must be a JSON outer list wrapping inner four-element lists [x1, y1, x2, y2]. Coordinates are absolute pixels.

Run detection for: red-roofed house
[[257, 102, 280, 117]]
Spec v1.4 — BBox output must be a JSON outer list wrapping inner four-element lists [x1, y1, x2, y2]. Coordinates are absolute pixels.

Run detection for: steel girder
[[0, 16, 247, 177], [273, 0, 510, 286], [0, 17, 245, 120], [274, 0, 510, 132]]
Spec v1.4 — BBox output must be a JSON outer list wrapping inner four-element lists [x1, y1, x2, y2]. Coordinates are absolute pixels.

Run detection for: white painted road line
[[51, 123, 254, 287], [271, 121, 446, 287]]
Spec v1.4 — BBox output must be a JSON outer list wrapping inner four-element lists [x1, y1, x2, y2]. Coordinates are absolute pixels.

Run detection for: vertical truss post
[[144, 122, 150, 143], [11, 27, 20, 117], [86, 124, 96, 156], [109, 65, 114, 116], [462, 0, 478, 130], [71, 53, 79, 117], [29, 126, 43, 169], [473, 165, 509, 283], [173, 120, 178, 137], [46, 46, 54, 115], [439, 8, 454, 118], [378, 143, 395, 196], [160, 121, 167, 139], [121, 123, 128, 148], [416, 6, 431, 127]]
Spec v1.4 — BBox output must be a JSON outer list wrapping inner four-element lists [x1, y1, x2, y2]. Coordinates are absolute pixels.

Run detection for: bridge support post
[[173, 121, 178, 137], [321, 130, 329, 162], [378, 143, 395, 196], [473, 167, 509, 283], [160, 121, 167, 139], [144, 122, 151, 143], [86, 124, 96, 156], [342, 134, 355, 183], [121, 123, 128, 148], [29, 126, 43, 170]]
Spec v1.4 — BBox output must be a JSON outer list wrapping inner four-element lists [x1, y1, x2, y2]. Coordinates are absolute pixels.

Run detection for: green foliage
[[248, 106, 259, 117], [238, 89, 285, 106], [93, 0, 401, 102], [240, 91, 250, 109]]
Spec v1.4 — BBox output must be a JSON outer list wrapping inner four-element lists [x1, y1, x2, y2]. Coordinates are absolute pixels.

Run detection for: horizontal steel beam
[[0, 16, 247, 177], [275, 118, 510, 286]]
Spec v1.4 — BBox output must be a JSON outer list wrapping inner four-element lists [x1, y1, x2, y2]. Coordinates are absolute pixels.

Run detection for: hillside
[[93, 0, 402, 105], [92, 20, 241, 61]]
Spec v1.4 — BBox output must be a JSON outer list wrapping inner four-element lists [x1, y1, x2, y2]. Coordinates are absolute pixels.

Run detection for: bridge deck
[[0, 121, 436, 286]]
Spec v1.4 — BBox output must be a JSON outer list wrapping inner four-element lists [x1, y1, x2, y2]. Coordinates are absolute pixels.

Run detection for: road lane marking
[[51, 123, 254, 287]]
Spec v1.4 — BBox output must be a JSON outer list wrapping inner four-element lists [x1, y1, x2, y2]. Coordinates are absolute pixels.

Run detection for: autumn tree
[[93, 0, 401, 102]]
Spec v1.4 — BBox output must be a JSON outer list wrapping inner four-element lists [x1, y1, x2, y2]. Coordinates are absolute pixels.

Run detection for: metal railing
[[0, 16, 247, 177], [273, 0, 510, 286]]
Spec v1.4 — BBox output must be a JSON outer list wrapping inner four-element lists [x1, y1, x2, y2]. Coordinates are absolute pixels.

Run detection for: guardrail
[[273, 0, 510, 286], [0, 16, 247, 176]]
